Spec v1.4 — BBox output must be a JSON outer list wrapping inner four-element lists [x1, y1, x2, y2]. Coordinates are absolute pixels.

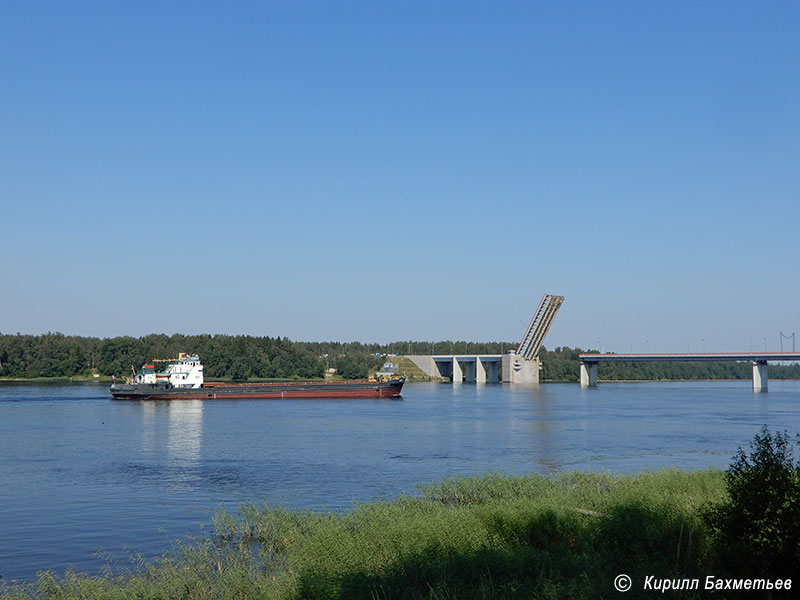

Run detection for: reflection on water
[[167, 400, 203, 464], [134, 400, 205, 495], [140, 401, 156, 456], [528, 389, 560, 473], [136, 399, 205, 492], [139, 400, 205, 463]]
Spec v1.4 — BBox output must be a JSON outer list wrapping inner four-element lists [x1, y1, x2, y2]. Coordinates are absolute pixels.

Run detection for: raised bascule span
[[516, 294, 565, 361], [501, 294, 564, 384], [578, 352, 800, 392], [406, 294, 564, 384]]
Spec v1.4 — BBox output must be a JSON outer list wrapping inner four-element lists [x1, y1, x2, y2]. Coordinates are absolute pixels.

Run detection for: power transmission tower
[[780, 332, 796, 352]]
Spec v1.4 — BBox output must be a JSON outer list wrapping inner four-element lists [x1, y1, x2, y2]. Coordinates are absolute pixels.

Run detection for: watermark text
[[614, 574, 793, 593]]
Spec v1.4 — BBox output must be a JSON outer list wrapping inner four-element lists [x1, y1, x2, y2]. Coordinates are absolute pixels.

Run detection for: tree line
[[0, 334, 521, 381], [1, 333, 799, 381]]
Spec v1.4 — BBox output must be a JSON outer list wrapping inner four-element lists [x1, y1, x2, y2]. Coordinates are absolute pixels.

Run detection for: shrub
[[704, 426, 800, 582]]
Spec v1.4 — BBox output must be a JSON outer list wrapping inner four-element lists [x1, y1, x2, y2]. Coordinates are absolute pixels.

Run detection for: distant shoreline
[[0, 375, 112, 383]]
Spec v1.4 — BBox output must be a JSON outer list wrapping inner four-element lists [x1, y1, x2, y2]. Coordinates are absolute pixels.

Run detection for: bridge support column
[[580, 362, 598, 388], [752, 361, 768, 392], [501, 354, 540, 384], [451, 358, 463, 384], [475, 357, 486, 383]]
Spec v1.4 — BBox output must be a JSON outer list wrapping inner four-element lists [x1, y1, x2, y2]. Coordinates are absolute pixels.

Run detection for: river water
[[1, 379, 799, 581]]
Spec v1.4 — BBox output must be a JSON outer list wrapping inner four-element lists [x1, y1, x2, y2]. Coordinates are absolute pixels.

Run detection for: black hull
[[110, 379, 404, 400]]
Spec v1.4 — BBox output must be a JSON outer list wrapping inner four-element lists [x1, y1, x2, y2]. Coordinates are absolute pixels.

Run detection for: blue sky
[[1, 1, 798, 352]]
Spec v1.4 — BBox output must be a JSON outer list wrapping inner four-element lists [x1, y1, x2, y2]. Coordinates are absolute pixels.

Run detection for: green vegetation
[[0, 469, 726, 599], [3, 427, 799, 599], [394, 356, 433, 380], [0, 334, 514, 382], [2, 334, 799, 382], [0, 333, 378, 381], [704, 426, 800, 583]]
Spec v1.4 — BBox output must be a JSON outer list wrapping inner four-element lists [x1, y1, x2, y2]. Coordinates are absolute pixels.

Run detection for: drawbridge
[[500, 294, 564, 383], [405, 293, 564, 384], [516, 294, 564, 360]]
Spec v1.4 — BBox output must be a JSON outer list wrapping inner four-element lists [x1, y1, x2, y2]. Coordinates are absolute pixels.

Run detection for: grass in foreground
[[1, 469, 727, 600]]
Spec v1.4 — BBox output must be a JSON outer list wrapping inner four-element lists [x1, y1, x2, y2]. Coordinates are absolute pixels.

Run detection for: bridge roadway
[[579, 352, 800, 391]]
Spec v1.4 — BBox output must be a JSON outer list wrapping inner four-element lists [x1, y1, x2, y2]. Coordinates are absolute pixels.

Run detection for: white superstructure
[[164, 353, 204, 388], [133, 365, 158, 384]]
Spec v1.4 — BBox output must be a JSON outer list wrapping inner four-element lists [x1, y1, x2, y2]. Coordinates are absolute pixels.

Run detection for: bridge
[[406, 355, 503, 383], [579, 352, 800, 392], [407, 294, 564, 384]]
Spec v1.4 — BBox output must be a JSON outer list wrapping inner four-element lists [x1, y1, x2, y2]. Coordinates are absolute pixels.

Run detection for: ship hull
[[110, 379, 404, 400]]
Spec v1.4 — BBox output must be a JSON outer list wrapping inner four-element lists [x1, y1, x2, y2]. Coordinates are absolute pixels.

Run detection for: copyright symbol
[[614, 574, 632, 592]]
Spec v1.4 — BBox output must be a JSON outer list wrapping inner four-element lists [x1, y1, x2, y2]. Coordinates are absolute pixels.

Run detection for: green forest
[[1, 333, 799, 381], [0, 334, 516, 381]]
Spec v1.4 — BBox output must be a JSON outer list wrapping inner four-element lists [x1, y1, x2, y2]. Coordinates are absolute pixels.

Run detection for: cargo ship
[[110, 353, 404, 400]]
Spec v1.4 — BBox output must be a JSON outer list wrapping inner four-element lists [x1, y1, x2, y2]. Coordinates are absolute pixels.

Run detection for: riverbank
[[0, 469, 727, 599]]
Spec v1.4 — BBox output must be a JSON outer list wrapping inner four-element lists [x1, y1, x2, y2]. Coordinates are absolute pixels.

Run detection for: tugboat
[[110, 353, 404, 400]]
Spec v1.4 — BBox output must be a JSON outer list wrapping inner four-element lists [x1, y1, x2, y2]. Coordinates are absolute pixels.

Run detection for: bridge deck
[[431, 355, 503, 362], [580, 352, 800, 363]]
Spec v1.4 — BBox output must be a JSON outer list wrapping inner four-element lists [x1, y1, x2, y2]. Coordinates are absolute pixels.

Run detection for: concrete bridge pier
[[475, 358, 487, 383], [752, 361, 768, 392], [451, 358, 463, 384], [501, 354, 540, 384], [580, 362, 598, 388]]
